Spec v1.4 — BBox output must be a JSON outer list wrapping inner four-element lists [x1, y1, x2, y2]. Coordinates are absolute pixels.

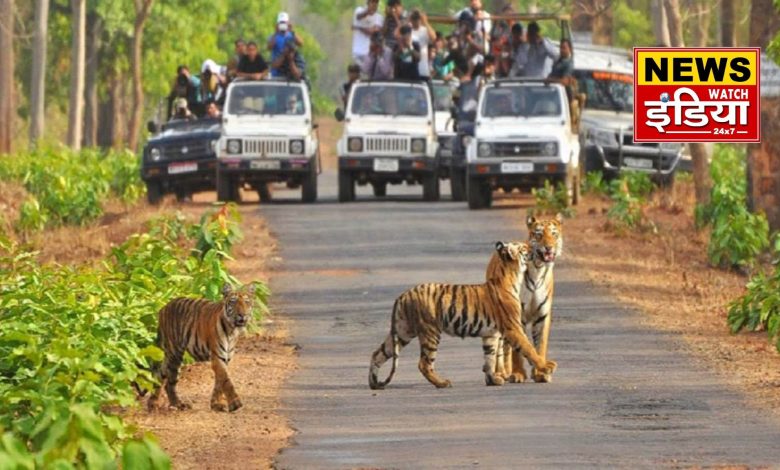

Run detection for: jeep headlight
[[411, 138, 426, 154], [348, 137, 363, 152], [543, 142, 558, 156], [227, 139, 242, 154], [478, 142, 492, 158], [290, 139, 305, 155], [150, 147, 161, 161], [587, 128, 617, 148]]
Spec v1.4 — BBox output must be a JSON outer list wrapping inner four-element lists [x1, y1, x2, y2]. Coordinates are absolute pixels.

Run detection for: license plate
[[624, 157, 653, 169], [500, 162, 533, 173], [168, 162, 198, 174], [373, 158, 399, 173], [250, 159, 281, 170]]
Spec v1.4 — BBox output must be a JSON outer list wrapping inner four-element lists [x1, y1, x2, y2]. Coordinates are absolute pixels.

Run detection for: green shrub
[[0, 204, 267, 467], [582, 171, 609, 196], [532, 180, 574, 217], [696, 144, 769, 269], [0, 146, 145, 233], [728, 247, 780, 352], [609, 171, 654, 199]]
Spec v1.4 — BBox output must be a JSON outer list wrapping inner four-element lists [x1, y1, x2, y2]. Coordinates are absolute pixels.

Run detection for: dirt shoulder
[[559, 181, 780, 413]]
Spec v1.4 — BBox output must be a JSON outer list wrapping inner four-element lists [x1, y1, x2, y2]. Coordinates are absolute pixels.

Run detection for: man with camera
[[394, 25, 421, 80], [352, 0, 384, 64], [268, 12, 304, 78], [167, 65, 201, 120], [360, 32, 394, 80], [236, 42, 269, 81], [271, 41, 307, 81]]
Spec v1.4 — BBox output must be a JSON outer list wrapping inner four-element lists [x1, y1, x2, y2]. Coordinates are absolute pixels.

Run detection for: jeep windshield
[[160, 118, 220, 136], [350, 85, 429, 117], [227, 84, 306, 116], [575, 71, 633, 113], [481, 85, 562, 118]]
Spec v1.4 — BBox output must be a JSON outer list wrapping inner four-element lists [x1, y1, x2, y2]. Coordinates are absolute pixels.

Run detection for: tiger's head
[[527, 214, 563, 264], [489, 241, 531, 282], [222, 283, 255, 329]]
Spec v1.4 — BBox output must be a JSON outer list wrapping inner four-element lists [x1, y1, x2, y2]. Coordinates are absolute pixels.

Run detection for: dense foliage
[[0, 147, 144, 233], [695, 145, 769, 269], [0, 204, 268, 468], [531, 180, 574, 217]]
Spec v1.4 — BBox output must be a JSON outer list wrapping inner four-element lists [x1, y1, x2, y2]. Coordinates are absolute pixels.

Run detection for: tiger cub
[[496, 214, 563, 384], [147, 283, 255, 412], [368, 241, 557, 389]]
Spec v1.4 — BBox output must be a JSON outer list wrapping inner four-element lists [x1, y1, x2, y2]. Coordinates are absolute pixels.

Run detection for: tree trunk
[[0, 0, 14, 154], [83, 12, 102, 148], [67, 0, 86, 150], [127, 0, 154, 152], [689, 0, 711, 48], [571, 0, 613, 45], [721, 0, 737, 47], [29, 0, 49, 146], [749, 0, 780, 48], [663, 0, 684, 47], [651, 0, 670, 46]]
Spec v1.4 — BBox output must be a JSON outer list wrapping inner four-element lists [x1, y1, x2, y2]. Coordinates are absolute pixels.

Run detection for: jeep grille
[[365, 136, 409, 154], [244, 139, 289, 156]]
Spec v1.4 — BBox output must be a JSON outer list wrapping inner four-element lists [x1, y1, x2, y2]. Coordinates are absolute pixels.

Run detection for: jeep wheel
[[146, 182, 162, 205], [216, 173, 237, 203], [467, 176, 491, 210], [338, 170, 355, 202], [450, 169, 466, 202], [175, 190, 193, 203], [301, 164, 318, 203], [372, 182, 387, 197], [258, 183, 272, 203], [422, 173, 440, 201]]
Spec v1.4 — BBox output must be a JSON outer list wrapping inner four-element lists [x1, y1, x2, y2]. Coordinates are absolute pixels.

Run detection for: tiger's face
[[222, 283, 255, 329], [527, 214, 563, 264], [495, 241, 531, 274]]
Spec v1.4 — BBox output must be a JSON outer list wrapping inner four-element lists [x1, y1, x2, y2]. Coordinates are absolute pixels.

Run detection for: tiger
[[495, 214, 563, 384], [147, 283, 255, 412], [368, 241, 557, 390]]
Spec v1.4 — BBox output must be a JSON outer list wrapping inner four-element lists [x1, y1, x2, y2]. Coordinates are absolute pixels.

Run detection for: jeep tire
[[301, 162, 318, 203], [338, 169, 355, 202], [217, 173, 239, 203], [422, 173, 440, 202], [257, 183, 272, 203], [467, 176, 491, 209], [450, 168, 466, 201], [146, 182, 163, 205]]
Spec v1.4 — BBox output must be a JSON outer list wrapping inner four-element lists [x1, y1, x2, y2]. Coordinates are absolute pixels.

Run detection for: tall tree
[[0, 0, 13, 154], [67, 0, 87, 150], [721, 0, 737, 47], [30, 0, 49, 146], [749, 0, 780, 48], [651, 0, 670, 46], [664, 0, 712, 205], [127, 0, 154, 152], [83, 11, 103, 148], [572, 0, 613, 45]]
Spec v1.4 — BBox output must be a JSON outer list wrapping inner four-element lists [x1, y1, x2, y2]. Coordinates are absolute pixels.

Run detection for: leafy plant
[[606, 179, 655, 233], [609, 171, 654, 199], [532, 180, 574, 218], [582, 171, 609, 196], [696, 144, 769, 269], [728, 261, 780, 352], [0, 205, 267, 467]]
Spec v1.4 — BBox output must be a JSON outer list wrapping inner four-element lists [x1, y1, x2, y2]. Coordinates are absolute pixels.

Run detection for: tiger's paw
[[228, 398, 243, 412], [171, 401, 192, 411], [211, 401, 228, 412], [485, 374, 505, 386], [434, 379, 452, 389], [533, 360, 557, 383], [507, 372, 527, 384]]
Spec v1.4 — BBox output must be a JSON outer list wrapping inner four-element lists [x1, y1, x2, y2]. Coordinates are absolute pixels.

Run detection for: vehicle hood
[[581, 109, 633, 131], [223, 117, 310, 137], [345, 118, 432, 136], [475, 120, 567, 140], [148, 130, 220, 145]]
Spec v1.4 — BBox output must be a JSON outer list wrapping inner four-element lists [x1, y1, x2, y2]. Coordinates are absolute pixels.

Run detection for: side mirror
[[334, 109, 345, 122], [146, 120, 159, 134]]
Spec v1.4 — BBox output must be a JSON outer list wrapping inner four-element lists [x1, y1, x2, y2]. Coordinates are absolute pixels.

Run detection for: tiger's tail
[[369, 298, 400, 390]]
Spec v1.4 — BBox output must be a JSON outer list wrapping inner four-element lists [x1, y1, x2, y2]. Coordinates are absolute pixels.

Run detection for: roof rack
[[427, 12, 570, 24]]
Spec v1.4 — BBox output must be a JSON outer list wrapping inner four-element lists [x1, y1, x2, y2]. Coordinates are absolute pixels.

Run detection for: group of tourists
[[167, 11, 308, 120]]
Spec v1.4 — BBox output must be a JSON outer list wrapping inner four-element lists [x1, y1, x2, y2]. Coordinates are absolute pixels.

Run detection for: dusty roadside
[[552, 181, 780, 414]]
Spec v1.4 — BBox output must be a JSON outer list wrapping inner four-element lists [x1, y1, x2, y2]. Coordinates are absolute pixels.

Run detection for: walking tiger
[[368, 241, 557, 389]]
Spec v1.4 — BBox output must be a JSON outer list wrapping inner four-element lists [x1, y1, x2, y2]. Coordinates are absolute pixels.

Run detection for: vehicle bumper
[[339, 156, 437, 178], [218, 157, 315, 178], [141, 159, 217, 187], [467, 161, 568, 187], [587, 144, 681, 176]]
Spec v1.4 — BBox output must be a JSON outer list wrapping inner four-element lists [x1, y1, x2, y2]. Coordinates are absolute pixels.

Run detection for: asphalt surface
[[264, 171, 780, 469]]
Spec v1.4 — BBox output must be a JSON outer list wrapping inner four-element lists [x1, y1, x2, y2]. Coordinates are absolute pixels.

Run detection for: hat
[[174, 97, 188, 109], [201, 59, 221, 75], [277, 12, 289, 23]]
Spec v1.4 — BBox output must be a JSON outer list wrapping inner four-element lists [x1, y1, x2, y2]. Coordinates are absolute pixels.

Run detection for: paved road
[[264, 171, 780, 469]]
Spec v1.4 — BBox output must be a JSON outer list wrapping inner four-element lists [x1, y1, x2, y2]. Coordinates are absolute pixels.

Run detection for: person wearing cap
[[268, 12, 303, 78], [200, 59, 227, 106], [172, 97, 194, 121], [455, 0, 491, 44], [394, 24, 421, 80], [237, 41, 269, 80], [352, 0, 384, 64], [524, 21, 558, 78], [409, 9, 436, 80], [383, 0, 407, 50], [361, 32, 394, 80], [341, 64, 362, 106]]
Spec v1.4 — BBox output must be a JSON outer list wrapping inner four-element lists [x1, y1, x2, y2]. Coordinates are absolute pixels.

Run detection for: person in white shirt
[[409, 9, 436, 79], [524, 21, 558, 78], [455, 0, 491, 48], [352, 0, 384, 63]]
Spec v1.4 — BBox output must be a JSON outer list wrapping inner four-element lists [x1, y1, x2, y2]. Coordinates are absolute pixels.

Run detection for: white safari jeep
[[466, 80, 580, 209], [335, 80, 438, 202], [218, 79, 319, 203]]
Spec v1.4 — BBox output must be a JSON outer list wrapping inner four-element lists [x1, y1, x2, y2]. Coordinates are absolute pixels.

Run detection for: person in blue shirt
[[268, 12, 304, 78]]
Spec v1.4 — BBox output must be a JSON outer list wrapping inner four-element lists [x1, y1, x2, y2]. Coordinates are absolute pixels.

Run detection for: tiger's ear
[[526, 215, 536, 229], [495, 241, 505, 252], [221, 283, 234, 297], [555, 213, 564, 224], [245, 283, 256, 297]]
